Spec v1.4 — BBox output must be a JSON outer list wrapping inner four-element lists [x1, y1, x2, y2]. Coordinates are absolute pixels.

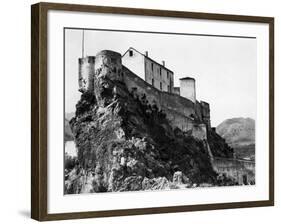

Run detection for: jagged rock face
[[207, 130, 234, 158], [67, 72, 221, 194]]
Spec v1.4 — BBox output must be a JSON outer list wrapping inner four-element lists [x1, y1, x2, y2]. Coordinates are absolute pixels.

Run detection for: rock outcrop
[[65, 63, 234, 194]]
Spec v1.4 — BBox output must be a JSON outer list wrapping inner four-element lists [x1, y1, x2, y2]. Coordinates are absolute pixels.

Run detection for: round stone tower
[[78, 56, 95, 92], [94, 50, 123, 82], [179, 77, 196, 103]]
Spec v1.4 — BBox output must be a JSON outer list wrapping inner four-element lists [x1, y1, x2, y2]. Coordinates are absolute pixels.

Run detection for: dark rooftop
[[179, 77, 195, 81]]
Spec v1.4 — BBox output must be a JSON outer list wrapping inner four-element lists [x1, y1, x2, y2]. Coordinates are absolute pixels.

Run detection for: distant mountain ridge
[[216, 117, 255, 148], [65, 117, 74, 141], [66, 112, 75, 121]]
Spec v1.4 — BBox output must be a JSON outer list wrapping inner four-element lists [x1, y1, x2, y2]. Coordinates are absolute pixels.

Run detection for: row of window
[[128, 50, 172, 80], [151, 78, 171, 92], [152, 79, 163, 90], [128, 51, 172, 92], [149, 61, 171, 80]]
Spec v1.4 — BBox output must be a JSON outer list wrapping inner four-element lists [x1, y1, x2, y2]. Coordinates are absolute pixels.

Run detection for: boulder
[[142, 177, 170, 190]]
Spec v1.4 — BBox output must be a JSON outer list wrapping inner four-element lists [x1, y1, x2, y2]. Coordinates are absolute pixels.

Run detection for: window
[[160, 68, 162, 76], [152, 78, 154, 87], [151, 63, 154, 71], [168, 85, 170, 92], [160, 82, 162, 90], [129, 50, 133, 57], [167, 72, 169, 79]]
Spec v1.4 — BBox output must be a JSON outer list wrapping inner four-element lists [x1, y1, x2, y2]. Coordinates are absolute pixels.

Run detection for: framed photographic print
[[31, 2, 274, 221]]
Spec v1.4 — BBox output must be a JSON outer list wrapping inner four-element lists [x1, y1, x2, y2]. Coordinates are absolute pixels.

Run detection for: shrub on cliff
[[64, 153, 77, 170]]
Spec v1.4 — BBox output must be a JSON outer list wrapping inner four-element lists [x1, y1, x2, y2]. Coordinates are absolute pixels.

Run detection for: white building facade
[[122, 47, 174, 93]]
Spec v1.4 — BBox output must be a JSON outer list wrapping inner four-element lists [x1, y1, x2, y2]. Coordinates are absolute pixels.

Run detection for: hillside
[[64, 118, 74, 141], [216, 118, 255, 147], [65, 70, 234, 194], [216, 118, 255, 160], [66, 112, 75, 121]]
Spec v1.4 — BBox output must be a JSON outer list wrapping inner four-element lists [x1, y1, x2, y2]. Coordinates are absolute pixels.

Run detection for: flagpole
[[82, 29, 85, 58]]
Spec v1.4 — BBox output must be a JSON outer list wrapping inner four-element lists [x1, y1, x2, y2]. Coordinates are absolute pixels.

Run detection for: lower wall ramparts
[[213, 157, 255, 185]]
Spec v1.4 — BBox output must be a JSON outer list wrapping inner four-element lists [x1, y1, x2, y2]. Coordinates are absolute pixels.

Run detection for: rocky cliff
[[65, 70, 234, 194]]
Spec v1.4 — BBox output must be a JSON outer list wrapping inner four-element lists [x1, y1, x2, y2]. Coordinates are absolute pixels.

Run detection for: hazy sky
[[65, 28, 256, 126]]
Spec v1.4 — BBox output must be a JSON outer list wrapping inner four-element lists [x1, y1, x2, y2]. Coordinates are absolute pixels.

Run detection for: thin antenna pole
[[82, 29, 85, 58]]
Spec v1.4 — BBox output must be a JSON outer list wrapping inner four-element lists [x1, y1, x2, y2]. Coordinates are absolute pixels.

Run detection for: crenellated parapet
[[78, 50, 123, 93]]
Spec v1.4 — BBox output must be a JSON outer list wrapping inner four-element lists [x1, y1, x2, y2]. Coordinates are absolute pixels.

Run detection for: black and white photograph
[[64, 28, 256, 194]]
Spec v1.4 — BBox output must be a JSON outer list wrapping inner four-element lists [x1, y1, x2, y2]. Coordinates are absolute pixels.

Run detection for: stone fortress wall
[[123, 66, 198, 134], [123, 67, 209, 140], [213, 157, 255, 185]]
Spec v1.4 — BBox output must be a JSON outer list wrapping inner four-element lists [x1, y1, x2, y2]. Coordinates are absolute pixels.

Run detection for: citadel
[[76, 47, 255, 185], [79, 48, 211, 141]]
